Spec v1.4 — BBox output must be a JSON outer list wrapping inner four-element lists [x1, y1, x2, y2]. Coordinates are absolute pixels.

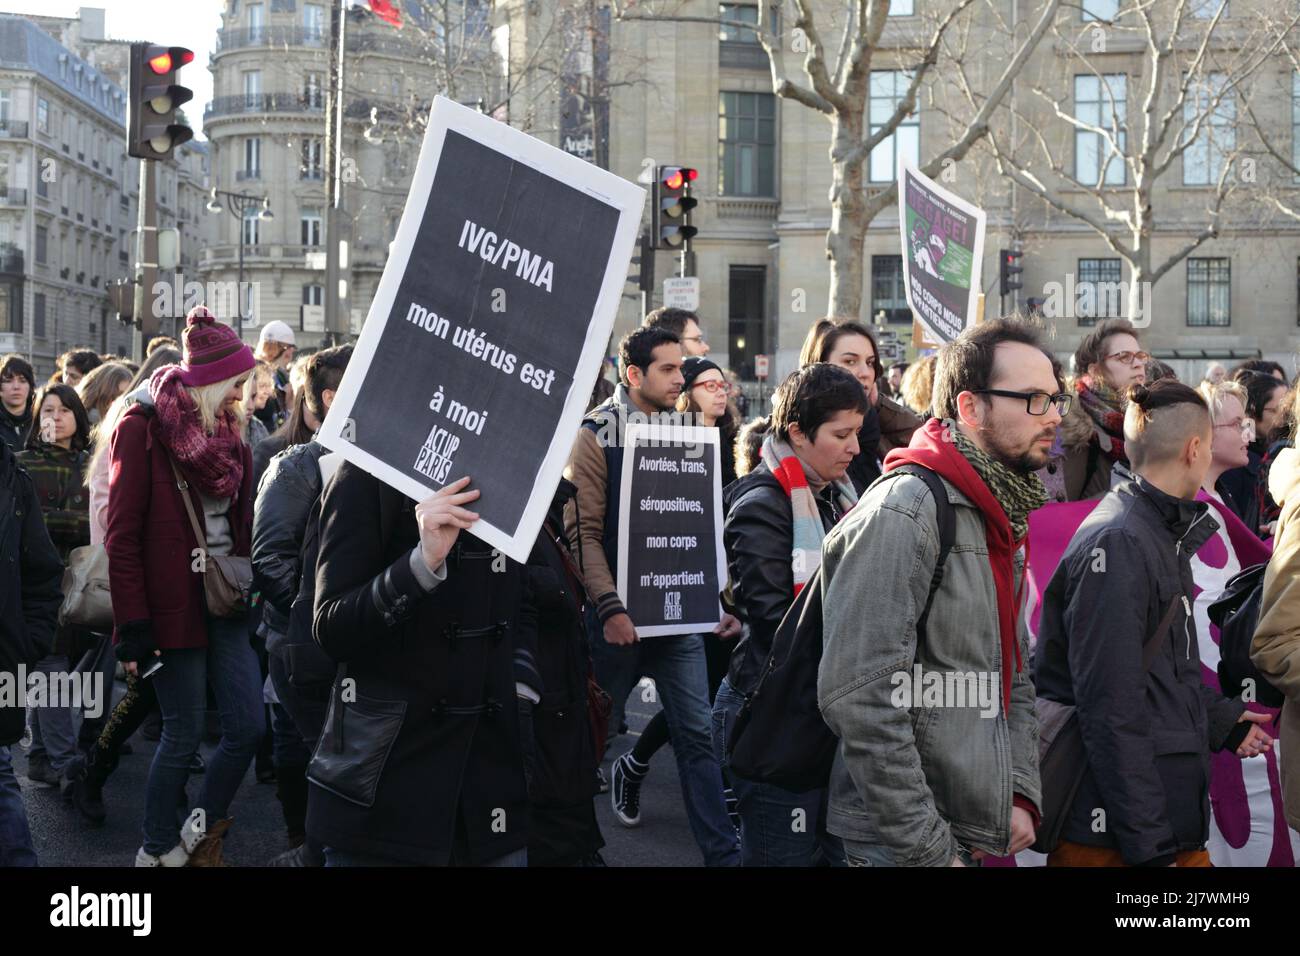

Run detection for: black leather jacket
[[723, 462, 843, 695], [252, 439, 326, 640]]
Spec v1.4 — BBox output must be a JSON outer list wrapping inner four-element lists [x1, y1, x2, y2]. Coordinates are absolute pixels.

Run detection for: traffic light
[[110, 278, 136, 326], [999, 248, 1023, 297], [127, 43, 194, 160], [652, 165, 698, 249]]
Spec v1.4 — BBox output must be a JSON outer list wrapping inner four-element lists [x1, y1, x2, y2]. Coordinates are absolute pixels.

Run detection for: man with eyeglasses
[[1048, 318, 1149, 502], [643, 306, 710, 358], [819, 319, 1058, 866]]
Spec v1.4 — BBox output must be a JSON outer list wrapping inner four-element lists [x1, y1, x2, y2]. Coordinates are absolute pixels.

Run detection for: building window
[[1076, 258, 1123, 325], [304, 3, 325, 40], [37, 170, 47, 199], [868, 70, 920, 183], [1292, 73, 1300, 182], [36, 226, 48, 264], [0, 90, 9, 124], [1184, 72, 1234, 185], [37, 98, 49, 133], [890, 0, 915, 13], [301, 138, 323, 179], [242, 207, 261, 245], [300, 207, 322, 246], [243, 71, 262, 109], [1074, 75, 1126, 186], [248, 3, 265, 43], [728, 265, 766, 379], [302, 284, 323, 306], [1082, 0, 1119, 20], [1187, 257, 1230, 326], [305, 73, 324, 110], [31, 293, 44, 338], [0, 284, 16, 334], [871, 255, 910, 324], [719, 91, 776, 197], [243, 137, 260, 176], [1189, 0, 1224, 17], [719, 4, 760, 43]]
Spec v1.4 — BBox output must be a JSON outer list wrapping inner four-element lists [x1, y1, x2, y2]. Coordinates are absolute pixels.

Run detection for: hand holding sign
[[415, 476, 481, 573]]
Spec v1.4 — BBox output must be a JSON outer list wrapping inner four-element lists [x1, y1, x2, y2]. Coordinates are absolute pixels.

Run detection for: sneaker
[[610, 752, 648, 827], [595, 767, 609, 794], [19, 724, 32, 751], [26, 755, 60, 787], [134, 844, 190, 867]]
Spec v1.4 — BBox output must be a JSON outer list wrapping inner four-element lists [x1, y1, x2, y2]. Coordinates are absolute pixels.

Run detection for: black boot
[[275, 763, 309, 848], [68, 748, 110, 825]]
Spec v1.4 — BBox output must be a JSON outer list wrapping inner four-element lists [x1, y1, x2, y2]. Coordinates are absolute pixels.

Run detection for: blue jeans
[[590, 630, 740, 867], [323, 846, 528, 867], [141, 616, 265, 856], [712, 677, 844, 867], [27, 653, 78, 773], [0, 746, 37, 866], [842, 837, 976, 868]]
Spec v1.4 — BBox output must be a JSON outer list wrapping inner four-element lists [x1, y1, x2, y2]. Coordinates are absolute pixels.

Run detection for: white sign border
[[616, 422, 726, 638], [316, 95, 645, 564], [896, 157, 987, 343]]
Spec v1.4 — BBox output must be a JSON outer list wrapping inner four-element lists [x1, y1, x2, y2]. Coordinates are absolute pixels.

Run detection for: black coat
[[722, 462, 843, 696], [310, 461, 534, 865], [1034, 471, 1249, 865], [0, 442, 64, 746], [520, 492, 604, 865], [253, 439, 326, 638], [0, 405, 31, 455]]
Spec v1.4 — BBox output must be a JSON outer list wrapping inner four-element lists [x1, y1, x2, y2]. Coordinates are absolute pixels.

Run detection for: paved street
[[16, 675, 701, 867]]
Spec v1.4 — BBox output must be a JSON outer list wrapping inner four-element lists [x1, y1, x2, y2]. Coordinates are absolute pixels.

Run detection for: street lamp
[[206, 186, 273, 343]]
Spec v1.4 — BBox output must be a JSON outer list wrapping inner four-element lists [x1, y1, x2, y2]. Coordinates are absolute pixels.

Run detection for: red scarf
[[148, 365, 245, 500], [883, 418, 1027, 715]]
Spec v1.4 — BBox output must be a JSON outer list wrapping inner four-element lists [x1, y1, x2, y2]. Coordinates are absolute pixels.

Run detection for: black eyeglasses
[[971, 389, 1072, 416]]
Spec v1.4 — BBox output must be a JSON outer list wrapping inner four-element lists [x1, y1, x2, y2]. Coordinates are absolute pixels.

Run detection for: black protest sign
[[617, 424, 725, 637], [317, 96, 644, 562]]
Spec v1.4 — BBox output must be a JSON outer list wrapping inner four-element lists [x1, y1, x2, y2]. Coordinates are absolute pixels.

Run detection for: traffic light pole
[[131, 158, 159, 363], [324, 0, 347, 344]]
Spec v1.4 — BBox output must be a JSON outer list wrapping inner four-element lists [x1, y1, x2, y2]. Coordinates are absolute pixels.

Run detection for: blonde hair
[[901, 355, 937, 417], [242, 362, 274, 408], [186, 373, 247, 435], [77, 361, 133, 422], [1196, 379, 1248, 423]]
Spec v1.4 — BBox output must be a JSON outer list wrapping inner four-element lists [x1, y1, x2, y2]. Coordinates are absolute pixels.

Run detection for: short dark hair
[[1124, 380, 1210, 468], [642, 307, 699, 339], [1073, 318, 1139, 378], [305, 344, 353, 420], [619, 326, 680, 384], [27, 382, 92, 453], [770, 363, 870, 443], [1, 353, 35, 409], [799, 318, 885, 386], [1232, 359, 1288, 386], [932, 318, 1054, 420], [60, 349, 103, 378], [1230, 367, 1287, 424]]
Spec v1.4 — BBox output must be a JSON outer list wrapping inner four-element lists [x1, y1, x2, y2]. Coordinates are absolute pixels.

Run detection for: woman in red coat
[[106, 306, 260, 867]]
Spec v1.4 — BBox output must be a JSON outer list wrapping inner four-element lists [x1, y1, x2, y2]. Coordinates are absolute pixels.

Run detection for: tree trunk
[[827, 110, 868, 319]]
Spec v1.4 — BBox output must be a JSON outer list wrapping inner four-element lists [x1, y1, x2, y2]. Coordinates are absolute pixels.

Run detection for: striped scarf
[[759, 433, 858, 595]]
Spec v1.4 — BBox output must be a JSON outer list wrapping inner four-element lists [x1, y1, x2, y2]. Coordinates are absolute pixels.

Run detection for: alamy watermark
[[0, 666, 104, 719], [890, 664, 1000, 718]]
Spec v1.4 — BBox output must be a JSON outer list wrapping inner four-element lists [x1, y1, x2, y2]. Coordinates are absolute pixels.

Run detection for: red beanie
[[178, 305, 256, 388]]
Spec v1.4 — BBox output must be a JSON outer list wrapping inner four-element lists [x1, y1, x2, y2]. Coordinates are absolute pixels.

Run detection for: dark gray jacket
[[1034, 469, 1249, 866], [252, 439, 326, 645]]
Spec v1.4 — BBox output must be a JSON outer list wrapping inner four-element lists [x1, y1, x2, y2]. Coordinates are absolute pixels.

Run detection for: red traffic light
[[661, 166, 698, 190], [148, 48, 194, 74]]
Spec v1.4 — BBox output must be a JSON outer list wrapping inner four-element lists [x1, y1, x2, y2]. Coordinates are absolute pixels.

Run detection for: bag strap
[[1141, 595, 1183, 674], [166, 453, 207, 552], [891, 465, 956, 639]]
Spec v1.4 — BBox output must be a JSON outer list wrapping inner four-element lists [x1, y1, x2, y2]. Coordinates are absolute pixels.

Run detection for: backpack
[[726, 464, 956, 793], [1208, 563, 1284, 709]]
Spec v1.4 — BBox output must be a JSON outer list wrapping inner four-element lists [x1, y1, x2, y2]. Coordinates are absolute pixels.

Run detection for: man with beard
[[818, 319, 1060, 866]]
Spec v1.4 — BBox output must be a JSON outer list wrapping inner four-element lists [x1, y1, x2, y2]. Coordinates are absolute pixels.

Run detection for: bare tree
[[1239, 13, 1300, 225], [610, 0, 1062, 318], [971, 0, 1289, 322]]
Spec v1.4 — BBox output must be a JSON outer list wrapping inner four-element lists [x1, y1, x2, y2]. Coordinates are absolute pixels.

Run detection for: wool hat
[[680, 356, 723, 391], [258, 320, 297, 347], [178, 306, 256, 388]]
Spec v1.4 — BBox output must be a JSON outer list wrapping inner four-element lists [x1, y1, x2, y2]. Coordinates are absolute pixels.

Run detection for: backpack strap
[[890, 465, 955, 640]]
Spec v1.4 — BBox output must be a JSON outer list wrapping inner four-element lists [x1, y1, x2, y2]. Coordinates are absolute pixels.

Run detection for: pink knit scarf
[[149, 365, 244, 499]]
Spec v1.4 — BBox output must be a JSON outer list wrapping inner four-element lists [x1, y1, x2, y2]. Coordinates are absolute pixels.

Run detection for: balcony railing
[[0, 188, 28, 206], [344, 96, 432, 124], [346, 33, 431, 58], [205, 92, 327, 120], [214, 25, 327, 53], [0, 120, 29, 139]]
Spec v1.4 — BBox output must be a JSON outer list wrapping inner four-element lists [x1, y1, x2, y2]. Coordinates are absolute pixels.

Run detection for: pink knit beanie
[[178, 305, 256, 388]]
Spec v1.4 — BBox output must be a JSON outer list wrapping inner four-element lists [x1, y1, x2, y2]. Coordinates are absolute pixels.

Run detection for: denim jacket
[[817, 470, 1041, 866]]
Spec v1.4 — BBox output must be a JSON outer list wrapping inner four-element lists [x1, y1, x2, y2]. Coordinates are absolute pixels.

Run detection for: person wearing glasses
[[1196, 379, 1257, 531], [1049, 318, 1149, 502], [819, 319, 1060, 866], [1220, 368, 1291, 538], [643, 306, 710, 358]]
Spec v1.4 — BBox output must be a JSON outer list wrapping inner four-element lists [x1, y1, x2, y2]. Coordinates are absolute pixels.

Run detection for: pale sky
[[2, 0, 223, 140]]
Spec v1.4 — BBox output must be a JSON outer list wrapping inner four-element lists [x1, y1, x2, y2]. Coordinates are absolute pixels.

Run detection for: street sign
[[754, 354, 770, 380], [663, 276, 699, 311]]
